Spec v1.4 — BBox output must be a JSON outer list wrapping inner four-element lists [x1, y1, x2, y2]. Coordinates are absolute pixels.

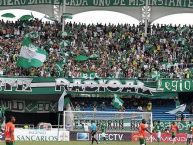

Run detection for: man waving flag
[[17, 36, 47, 69], [112, 94, 124, 109]]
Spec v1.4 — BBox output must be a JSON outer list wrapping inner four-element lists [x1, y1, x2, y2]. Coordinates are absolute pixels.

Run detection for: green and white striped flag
[[28, 31, 39, 39], [151, 71, 160, 80], [112, 94, 124, 109], [17, 37, 47, 69], [63, 13, 73, 19]]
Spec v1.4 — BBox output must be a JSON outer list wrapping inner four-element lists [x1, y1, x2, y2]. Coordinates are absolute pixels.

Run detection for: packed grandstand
[[0, 19, 193, 79]]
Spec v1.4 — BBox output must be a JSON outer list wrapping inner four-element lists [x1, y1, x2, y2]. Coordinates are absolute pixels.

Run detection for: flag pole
[[62, 0, 66, 32], [57, 111, 61, 141], [144, 0, 148, 37], [57, 90, 67, 141]]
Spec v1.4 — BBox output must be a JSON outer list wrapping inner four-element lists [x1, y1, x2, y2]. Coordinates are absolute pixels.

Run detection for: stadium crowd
[[0, 19, 193, 79]]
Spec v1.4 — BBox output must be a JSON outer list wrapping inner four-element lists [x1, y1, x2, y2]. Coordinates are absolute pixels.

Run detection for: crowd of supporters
[[0, 19, 193, 79], [72, 97, 176, 112]]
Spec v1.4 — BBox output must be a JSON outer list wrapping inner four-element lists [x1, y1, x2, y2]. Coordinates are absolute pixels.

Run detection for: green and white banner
[[0, 100, 58, 113], [0, 77, 179, 98], [1, 0, 193, 8], [112, 94, 124, 109], [157, 79, 193, 92], [0, 77, 156, 95]]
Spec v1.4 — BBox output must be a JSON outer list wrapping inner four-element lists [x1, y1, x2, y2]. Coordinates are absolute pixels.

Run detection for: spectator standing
[[100, 102, 106, 111], [147, 101, 152, 112], [180, 112, 184, 121], [93, 105, 97, 111], [75, 103, 80, 111]]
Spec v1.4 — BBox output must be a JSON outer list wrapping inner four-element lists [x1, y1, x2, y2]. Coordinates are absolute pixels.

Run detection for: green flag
[[27, 31, 39, 39], [59, 40, 70, 48], [19, 13, 34, 21], [56, 61, 65, 71], [112, 94, 124, 109], [165, 26, 175, 33], [1, 13, 15, 18], [64, 97, 70, 106], [63, 13, 73, 19], [17, 37, 47, 69], [75, 55, 88, 62]]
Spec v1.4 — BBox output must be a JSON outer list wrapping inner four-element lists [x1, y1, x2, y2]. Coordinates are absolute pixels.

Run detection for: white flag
[[58, 90, 67, 111], [165, 104, 186, 115]]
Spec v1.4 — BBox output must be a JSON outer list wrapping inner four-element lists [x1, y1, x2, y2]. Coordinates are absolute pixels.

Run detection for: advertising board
[[132, 133, 186, 143], [70, 131, 132, 141], [14, 129, 69, 141]]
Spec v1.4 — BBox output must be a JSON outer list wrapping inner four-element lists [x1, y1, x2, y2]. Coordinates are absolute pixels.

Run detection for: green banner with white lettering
[[1, 0, 193, 8], [0, 77, 178, 99], [157, 79, 193, 92]]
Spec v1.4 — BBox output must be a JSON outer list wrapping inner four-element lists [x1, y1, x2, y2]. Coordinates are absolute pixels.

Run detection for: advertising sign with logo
[[132, 133, 186, 143], [70, 131, 131, 141], [15, 129, 69, 141], [77, 133, 89, 140]]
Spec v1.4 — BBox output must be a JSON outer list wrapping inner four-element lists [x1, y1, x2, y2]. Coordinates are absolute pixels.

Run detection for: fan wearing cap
[[138, 119, 152, 145]]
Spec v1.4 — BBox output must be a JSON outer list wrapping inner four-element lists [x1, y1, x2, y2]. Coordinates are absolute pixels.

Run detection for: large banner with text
[[157, 79, 193, 92], [0, 100, 58, 113], [0, 0, 193, 8], [0, 77, 179, 99]]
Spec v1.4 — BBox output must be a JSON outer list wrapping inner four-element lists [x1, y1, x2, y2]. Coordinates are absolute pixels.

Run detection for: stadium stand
[[72, 97, 178, 120], [0, 13, 193, 125], [0, 19, 193, 122], [0, 19, 193, 79]]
